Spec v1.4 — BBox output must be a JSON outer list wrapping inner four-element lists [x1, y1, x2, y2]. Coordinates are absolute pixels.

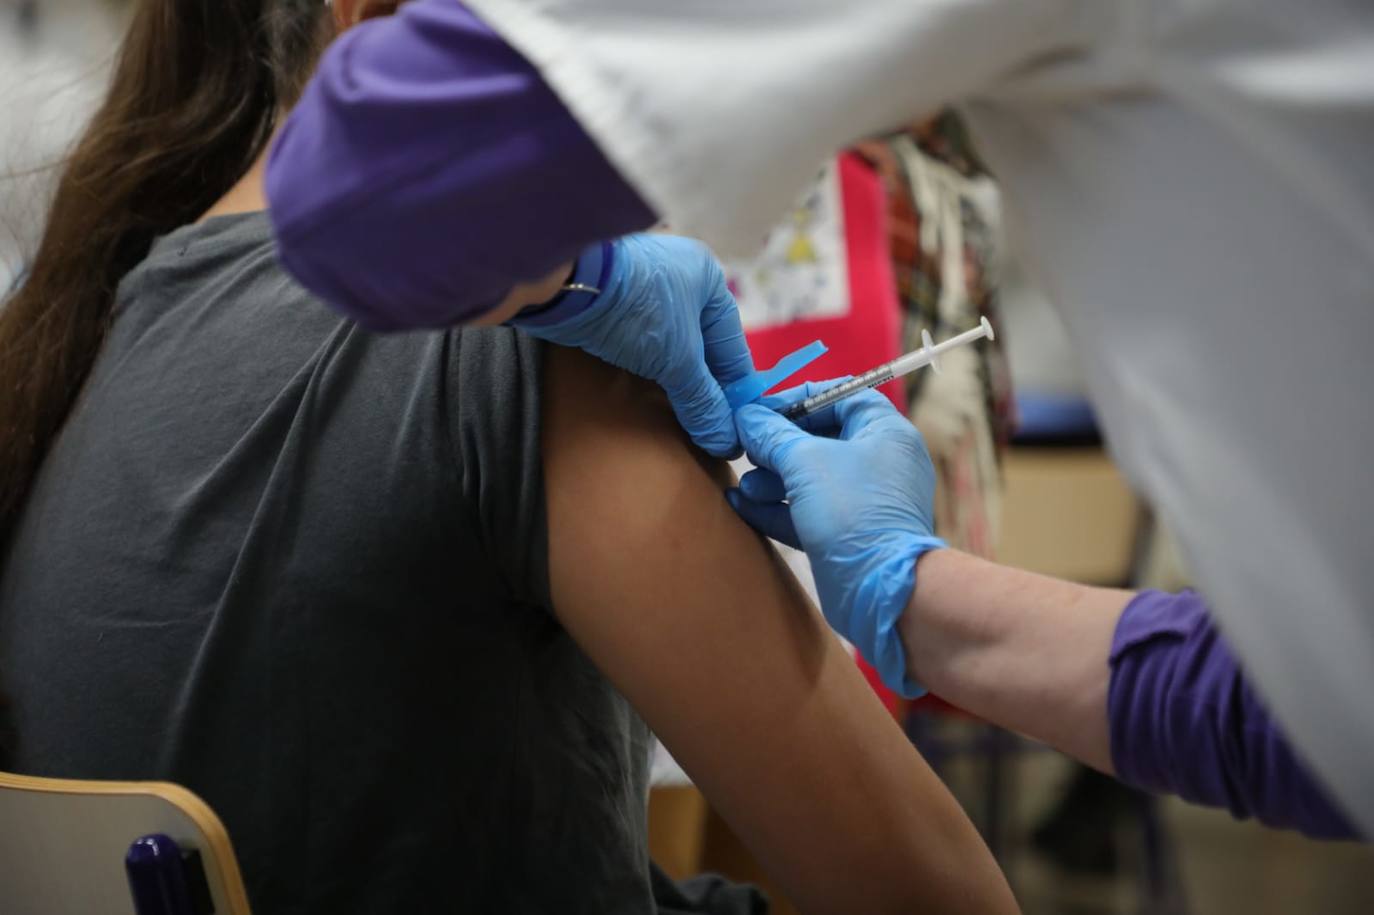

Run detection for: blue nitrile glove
[[727, 381, 945, 697], [516, 234, 754, 457]]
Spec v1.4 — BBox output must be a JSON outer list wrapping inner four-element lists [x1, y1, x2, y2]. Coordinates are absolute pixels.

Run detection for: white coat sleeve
[[460, 0, 1097, 256]]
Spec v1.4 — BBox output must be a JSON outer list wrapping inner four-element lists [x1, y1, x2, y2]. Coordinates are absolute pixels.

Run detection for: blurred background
[[5, 3, 1371, 912], [647, 115, 1374, 915], [1, 0, 125, 294]]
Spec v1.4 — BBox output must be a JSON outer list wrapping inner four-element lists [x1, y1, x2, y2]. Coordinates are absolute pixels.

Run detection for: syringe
[[781, 317, 995, 421]]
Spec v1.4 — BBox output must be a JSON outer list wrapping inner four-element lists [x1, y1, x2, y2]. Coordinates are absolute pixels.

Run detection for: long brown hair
[[0, 0, 332, 545]]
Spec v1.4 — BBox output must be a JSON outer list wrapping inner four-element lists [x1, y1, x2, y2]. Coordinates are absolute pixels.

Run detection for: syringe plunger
[[781, 317, 994, 420]]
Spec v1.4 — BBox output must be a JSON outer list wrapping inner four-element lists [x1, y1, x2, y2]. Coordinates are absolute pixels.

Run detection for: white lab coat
[[464, 0, 1374, 833]]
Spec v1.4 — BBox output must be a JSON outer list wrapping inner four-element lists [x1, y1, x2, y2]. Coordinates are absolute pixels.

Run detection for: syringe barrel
[[782, 365, 896, 419], [777, 318, 993, 421]]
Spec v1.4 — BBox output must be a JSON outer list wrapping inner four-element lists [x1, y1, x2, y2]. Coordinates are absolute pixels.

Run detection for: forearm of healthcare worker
[[266, 2, 753, 456], [729, 385, 1360, 842]]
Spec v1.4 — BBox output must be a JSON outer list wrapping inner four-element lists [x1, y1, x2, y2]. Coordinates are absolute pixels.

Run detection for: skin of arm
[[542, 347, 1019, 915], [901, 549, 1132, 773]]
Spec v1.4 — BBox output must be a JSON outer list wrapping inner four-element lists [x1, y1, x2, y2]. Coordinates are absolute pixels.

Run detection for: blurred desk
[[647, 786, 707, 881], [998, 447, 1140, 586]]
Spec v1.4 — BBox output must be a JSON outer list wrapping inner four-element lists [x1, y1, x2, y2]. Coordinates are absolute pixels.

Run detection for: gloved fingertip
[[733, 402, 776, 427], [737, 472, 762, 501], [698, 442, 734, 460], [739, 467, 786, 503], [700, 439, 745, 460], [724, 488, 768, 534], [727, 495, 802, 549], [692, 417, 743, 458]]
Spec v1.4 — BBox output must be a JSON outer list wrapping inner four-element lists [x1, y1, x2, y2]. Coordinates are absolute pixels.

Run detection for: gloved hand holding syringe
[[727, 315, 995, 697], [781, 317, 994, 420]]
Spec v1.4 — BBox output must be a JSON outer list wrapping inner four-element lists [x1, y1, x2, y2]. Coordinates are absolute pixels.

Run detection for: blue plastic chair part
[[1012, 392, 1100, 445]]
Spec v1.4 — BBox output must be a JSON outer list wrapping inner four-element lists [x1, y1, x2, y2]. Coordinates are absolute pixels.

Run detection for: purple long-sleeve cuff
[[1109, 590, 1359, 840], [266, 0, 654, 331]]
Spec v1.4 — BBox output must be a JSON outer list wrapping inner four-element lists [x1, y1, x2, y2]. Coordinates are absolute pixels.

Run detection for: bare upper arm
[[541, 346, 1017, 915]]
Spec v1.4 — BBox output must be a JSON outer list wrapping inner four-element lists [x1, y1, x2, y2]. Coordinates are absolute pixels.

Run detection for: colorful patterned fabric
[[858, 120, 1014, 560]]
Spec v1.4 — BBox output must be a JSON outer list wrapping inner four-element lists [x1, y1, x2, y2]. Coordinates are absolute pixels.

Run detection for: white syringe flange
[[893, 316, 994, 377]]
